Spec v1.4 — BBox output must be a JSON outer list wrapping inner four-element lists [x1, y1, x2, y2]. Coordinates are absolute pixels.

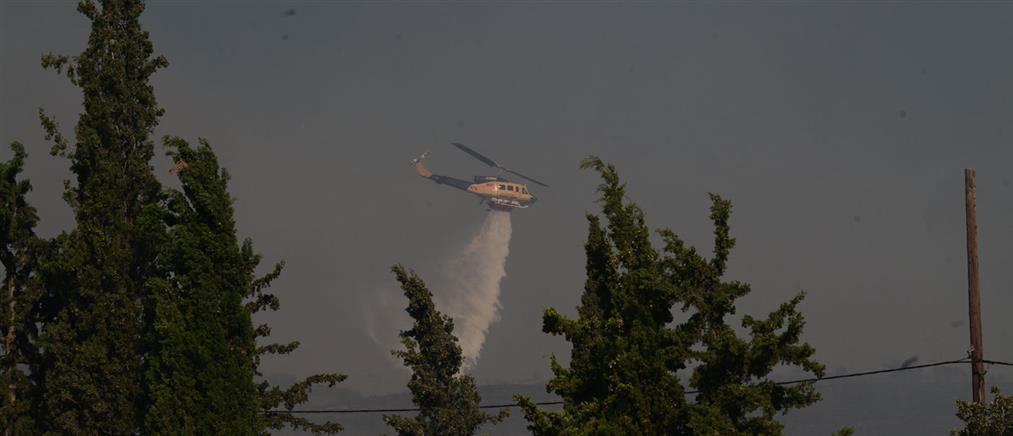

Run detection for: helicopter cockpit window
[[522, 188, 529, 194]]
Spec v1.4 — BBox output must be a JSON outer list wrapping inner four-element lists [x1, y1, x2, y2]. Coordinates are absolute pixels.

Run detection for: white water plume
[[438, 211, 512, 370]]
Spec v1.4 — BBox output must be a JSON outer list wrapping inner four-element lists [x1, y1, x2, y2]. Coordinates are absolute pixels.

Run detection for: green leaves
[[24, 2, 346, 433], [34, 3, 169, 431], [707, 193, 734, 276], [144, 136, 261, 434], [385, 265, 506, 436], [0, 142, 42, 434], [520, 158, 824, 435], [953, 387, 1013, 436], [519, 158, 688, 436], [150, 137, 346, 435], [669, 194, 823, 436]]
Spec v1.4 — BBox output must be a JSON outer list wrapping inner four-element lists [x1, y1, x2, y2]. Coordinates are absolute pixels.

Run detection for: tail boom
[[414, 160, 433, 178]]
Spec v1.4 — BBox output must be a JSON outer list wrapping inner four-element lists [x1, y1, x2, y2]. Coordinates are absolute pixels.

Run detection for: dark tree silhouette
[[517, 157, 824, 435], [385, 265, 506, 436]]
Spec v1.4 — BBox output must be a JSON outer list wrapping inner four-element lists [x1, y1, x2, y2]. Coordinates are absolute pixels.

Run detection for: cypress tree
[[518, 157, 824, 435], [27, 2, 346, 433], [660, 194, 824, 435], [0, 142, 41, 435], [143, 137, 260, 434], [147, 137, 346, 435], [517, 157, 690, 435], [384, 265, 505, 436], [35, 0, 167, 432]]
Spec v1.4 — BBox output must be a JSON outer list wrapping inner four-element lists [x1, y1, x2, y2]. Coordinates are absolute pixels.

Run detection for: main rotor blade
[[451, 142, 550, 187], [504, 168, 549, 187], [451, 142, 498, 168]]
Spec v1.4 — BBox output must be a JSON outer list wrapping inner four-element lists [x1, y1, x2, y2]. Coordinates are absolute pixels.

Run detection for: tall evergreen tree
[[384, 265, 505, 436], [516, 158, 690, 436], [143, 137, 261, 434], [660, 193, 824, 435], [0, 142, 41, 435], [27, 1, 345, 433], [148, 137, 346, 435], [517, 157, 824, 435], [35, 0, 167, 432]]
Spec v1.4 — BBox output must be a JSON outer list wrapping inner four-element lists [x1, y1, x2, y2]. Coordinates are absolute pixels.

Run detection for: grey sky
[[3, 0, 1012, 429]]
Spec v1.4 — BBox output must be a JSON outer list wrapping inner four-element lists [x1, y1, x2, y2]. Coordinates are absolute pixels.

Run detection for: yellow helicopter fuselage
[[467, 181, 535, 204]]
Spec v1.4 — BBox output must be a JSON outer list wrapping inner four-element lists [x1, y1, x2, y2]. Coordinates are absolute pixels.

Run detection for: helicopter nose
[[529, 195, 537, 204]]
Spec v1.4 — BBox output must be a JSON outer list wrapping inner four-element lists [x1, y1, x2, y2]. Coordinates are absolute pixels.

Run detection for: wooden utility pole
[[4, 274, 12, 436], [964, 168, 986, 404]]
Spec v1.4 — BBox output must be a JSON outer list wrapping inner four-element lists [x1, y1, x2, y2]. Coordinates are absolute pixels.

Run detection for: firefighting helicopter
[[411, 143, 548, 211]]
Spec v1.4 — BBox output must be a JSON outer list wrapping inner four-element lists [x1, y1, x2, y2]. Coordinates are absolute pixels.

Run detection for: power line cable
[[765, 358, 970, 386], [266, 357, 1013, 415], [983, 359, 1013, 367]]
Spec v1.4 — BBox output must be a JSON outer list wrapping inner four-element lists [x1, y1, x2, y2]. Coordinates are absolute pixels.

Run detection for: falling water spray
[[439, 211, 512, 370]]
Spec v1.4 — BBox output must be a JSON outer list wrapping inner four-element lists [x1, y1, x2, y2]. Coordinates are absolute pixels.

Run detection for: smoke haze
[[7, 4, 1013, 431]]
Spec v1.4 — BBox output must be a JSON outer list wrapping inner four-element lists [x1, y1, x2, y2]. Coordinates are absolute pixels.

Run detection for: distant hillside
[[271, 383, 557, 436], [274, 366, 1012, 435]]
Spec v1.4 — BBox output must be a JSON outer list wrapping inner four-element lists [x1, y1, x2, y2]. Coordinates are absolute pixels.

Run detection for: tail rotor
[[410, 150, 430, 166], [411, 151, 433, 178]]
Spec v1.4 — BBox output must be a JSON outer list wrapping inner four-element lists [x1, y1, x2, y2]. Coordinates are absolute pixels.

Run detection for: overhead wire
[[264, 357, 1013, 414], [982, 359, 1013, 367]]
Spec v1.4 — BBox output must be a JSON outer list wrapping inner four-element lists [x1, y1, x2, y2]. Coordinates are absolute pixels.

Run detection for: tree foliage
[[143, 137, 346, 435], [34, 0, 167, 432], [0, 142, 41, 435], [143, 137, 262, 434], [250, 265, 347, 436], [666, 193, 824, 435], [20, 1, 345, 434], [517, 157, 824, 435], [953, 387, 1013, 436], [516, 158, 688, 436], [384, 265, 506, 436], [252, 264, 346, 435]]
